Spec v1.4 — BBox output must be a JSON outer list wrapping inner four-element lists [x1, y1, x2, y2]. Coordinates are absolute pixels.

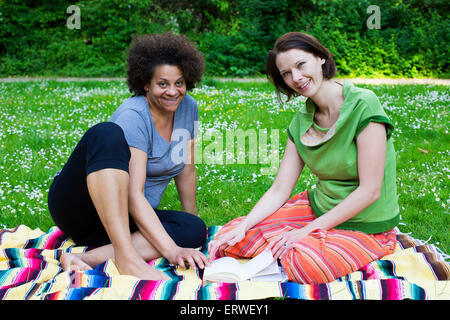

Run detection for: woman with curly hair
[[209, 32, 399, 284], [48, 33, 209, 280]]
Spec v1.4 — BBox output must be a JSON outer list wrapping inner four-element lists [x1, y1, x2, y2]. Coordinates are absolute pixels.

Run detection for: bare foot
[[60, 252, 93, 272], [115, 256, 170, 281], [60, 251, 169, 281]]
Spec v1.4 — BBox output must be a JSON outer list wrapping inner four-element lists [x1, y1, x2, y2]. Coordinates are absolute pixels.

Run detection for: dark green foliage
[[0, 0, 448, 77]]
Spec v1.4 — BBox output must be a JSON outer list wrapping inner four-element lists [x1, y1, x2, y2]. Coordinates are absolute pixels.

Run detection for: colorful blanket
[[0, 225, 449, 300]]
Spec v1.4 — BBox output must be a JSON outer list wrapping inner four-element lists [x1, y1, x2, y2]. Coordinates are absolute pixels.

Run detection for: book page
[[250, 264, 288, 282], [254, 259, 279, 277], [203, 250, 285, 283], [203, 256, 246, 282], [241, 250, 275, 280]]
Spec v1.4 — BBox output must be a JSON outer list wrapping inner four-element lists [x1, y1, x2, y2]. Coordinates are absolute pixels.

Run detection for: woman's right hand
[[208, 223, 247, 259]]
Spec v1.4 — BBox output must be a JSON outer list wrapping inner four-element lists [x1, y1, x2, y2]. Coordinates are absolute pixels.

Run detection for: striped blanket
[[0, 224, 449, 300]]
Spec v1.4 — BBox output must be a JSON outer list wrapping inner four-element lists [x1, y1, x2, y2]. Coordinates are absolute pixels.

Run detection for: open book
[[203, 249, 288, 283]]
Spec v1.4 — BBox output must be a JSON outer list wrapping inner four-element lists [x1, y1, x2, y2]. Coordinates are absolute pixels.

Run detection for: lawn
[[0, 79, 448, 254]]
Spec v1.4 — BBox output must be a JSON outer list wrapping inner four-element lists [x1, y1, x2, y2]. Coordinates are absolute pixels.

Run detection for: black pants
[[47, 122, 207, 248]]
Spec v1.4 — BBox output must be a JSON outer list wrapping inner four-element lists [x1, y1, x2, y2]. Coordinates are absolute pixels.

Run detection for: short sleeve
[[355, 92, 394, 140], [287, 111, 302, 146], [112, 109, 150, 153], [191, 100, 199, 139]]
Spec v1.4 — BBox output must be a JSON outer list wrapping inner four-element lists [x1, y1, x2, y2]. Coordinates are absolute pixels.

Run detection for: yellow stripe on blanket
[[1, 225, 449, 300], [0, 225, 47, 249]]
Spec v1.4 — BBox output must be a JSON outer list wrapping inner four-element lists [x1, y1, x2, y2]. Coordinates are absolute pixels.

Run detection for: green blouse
[[288, 81, 400, 234]]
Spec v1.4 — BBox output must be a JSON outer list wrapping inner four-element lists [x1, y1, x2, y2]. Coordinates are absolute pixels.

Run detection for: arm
[[174, 139, 198, 215], [270, 122, 387, 258], [128, 146, 208, 268], [241, 138, 305, 231], [208, 139, 304, 257], [127, 147, 179, 257]]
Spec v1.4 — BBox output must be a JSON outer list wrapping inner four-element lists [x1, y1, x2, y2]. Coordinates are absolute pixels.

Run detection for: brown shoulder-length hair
[[126, 33, 205, 96], [266, 32, 337, 103]]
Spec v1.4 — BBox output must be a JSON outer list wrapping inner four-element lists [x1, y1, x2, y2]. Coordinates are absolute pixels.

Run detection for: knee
[[85, 122, 130, 158], [84, 122, 131, 174], [86, 122, 125, 144], [177, 214, 207, 248]]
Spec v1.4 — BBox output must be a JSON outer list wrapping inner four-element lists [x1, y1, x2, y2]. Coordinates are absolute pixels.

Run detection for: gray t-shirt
[[110, 94, 198, 209]]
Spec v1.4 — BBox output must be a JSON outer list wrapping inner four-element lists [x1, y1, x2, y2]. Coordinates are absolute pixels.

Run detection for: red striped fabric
[[215, 191, 397, 284]]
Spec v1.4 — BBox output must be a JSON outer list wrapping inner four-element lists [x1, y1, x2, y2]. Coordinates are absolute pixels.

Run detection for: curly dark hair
[[126, 33, 205, 96], [266, 32, 337, 103]]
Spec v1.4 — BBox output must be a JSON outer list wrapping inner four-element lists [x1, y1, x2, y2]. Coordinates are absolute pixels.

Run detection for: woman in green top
[[208, 32, 398, 284]]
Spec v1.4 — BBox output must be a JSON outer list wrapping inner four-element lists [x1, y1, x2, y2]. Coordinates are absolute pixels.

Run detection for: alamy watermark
[[171, 122, 280, 175], [366, 5, 381, 30], [66, 5, 81, 30]]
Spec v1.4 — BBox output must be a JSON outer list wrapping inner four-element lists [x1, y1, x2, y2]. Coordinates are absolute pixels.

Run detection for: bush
[[0, 0, 448, 78]]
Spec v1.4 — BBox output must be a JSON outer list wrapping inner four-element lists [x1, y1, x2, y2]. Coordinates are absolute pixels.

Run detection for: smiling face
[[275, 49, 326, 98], [145, 64, 186, 115]]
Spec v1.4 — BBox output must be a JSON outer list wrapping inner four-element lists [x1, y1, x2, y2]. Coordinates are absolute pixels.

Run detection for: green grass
[[0, 79, 448, 254]]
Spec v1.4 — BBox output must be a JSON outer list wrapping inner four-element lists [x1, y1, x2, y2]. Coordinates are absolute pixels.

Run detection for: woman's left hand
[[167, 246, 210, 270], [267, 229, 309, 260]]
